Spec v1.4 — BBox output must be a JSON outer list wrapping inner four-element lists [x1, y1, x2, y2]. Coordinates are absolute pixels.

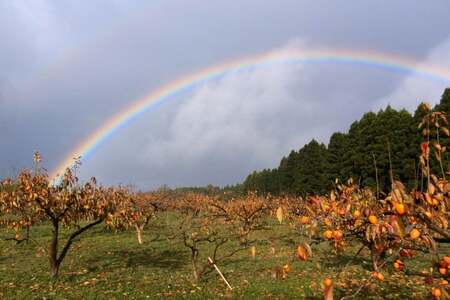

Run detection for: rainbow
[[50, 48, 450, 182]]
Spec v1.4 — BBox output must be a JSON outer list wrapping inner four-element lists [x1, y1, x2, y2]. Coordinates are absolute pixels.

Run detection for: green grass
[[0, 214, 442, 299]]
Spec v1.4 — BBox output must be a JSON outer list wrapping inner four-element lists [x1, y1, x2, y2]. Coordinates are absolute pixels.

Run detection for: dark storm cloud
[[1, 1, 450, 188]]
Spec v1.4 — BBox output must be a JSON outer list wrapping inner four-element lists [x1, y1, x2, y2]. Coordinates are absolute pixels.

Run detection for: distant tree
[[328, 132, 351, 182], [434, 88, 450, 116], [433, 89, 450, 175], [325, 107, 417, 193], [278, 150, 301, 194], [291, 139, 330, 195]]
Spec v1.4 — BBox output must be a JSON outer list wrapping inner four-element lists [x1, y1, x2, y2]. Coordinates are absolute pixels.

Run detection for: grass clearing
[[0, 213, 443, 299]]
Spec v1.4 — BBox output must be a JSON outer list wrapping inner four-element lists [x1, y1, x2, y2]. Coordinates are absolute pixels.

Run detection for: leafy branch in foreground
[[0, 156, 129, 278]]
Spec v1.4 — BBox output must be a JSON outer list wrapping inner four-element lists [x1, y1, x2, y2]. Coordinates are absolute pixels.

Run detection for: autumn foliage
[[0, 158, 130, 277], [286, 103, 450, 299]]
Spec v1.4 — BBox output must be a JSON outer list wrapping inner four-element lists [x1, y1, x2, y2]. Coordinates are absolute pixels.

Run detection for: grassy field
[[0, 213, 441, 299]]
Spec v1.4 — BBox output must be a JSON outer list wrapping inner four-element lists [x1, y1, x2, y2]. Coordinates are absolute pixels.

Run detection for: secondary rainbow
[[50, 48, 450, 181]]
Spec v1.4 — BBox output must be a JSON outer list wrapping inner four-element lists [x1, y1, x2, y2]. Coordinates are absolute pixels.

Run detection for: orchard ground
[[0, 213, 444, 299]]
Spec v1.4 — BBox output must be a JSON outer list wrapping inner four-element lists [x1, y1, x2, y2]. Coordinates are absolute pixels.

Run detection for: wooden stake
[[372, 153, 380, 199], [208, 257, 233, 290], [387, 140, 394, 190]]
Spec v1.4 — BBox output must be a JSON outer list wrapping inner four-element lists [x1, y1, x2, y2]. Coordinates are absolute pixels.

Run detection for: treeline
[[152, 183, 245, 199], [243, 88, 450, 196]]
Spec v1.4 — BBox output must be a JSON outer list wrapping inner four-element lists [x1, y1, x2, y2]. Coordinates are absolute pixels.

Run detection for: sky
[[1, 1, 450, 189]]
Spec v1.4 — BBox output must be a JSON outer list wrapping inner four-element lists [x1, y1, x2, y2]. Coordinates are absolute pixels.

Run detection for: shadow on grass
[[85, 248, 188, 272], [320, 251, 370, 271], [0, 254, 8, 264], [126, 248, 188, 269], [280, 238, 298, 247]]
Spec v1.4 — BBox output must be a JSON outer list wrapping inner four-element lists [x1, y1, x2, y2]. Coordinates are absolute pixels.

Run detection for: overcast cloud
[[374, 37, 450, 112], [1, 1, 450, 189]]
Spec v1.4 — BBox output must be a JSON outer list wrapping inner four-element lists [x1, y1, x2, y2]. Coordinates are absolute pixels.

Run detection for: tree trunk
[[51, 262, 61, 278], [49, 219, 60, 278], [135, 224, 144, 244], [47, 218, 103, 279], [370, 246, 379, 272], [191, 249, 199, 280], [192, 259, 199, 280], [24, 226, 30, 243]]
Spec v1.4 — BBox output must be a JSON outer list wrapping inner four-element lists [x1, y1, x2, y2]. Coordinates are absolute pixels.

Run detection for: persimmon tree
[[129, 192, 162, 244], [111, 191, 168, 244], [0, 155, 127, 278], [0, 177, 34, 244], [290, 104, 450, 299], [179, 211, 229, 280], [170, 193, 229, 280], [0, 152, 44, 244], [209, 192, 269, 245], [170, 193, 267, 280]]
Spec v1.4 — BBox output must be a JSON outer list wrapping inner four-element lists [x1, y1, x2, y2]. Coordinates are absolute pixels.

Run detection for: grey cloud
[[375, 37, 450, 112], [1, 1, 450, 188]]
